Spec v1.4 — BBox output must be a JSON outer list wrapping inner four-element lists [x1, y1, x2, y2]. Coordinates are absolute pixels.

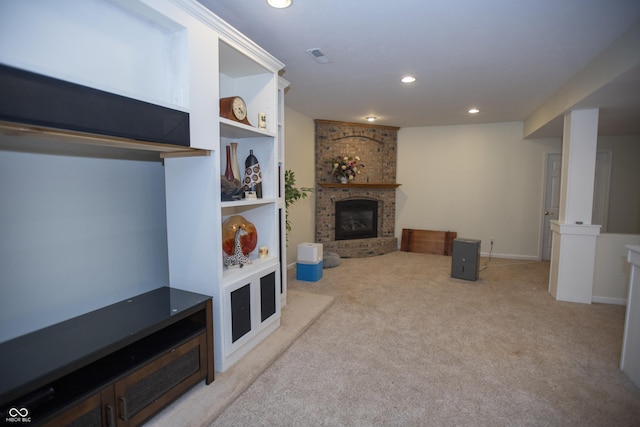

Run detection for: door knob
[[544, 211, 550, 215]]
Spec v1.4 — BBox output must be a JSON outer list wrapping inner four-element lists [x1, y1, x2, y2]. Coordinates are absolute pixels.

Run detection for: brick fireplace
[[315, 120, 400, 257]]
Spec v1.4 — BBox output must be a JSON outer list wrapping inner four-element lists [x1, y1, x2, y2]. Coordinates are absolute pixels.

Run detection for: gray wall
[[0, 150, 169, 342]]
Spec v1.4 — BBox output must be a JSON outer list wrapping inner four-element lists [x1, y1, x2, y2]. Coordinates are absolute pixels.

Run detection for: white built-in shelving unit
[[0, 0, 288, 372]]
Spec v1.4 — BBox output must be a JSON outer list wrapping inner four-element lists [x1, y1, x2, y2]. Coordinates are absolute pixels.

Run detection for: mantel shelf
[[319, 183, 401, 189]]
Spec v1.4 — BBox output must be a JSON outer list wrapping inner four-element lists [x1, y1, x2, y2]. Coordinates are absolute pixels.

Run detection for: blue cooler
[[296, 243, 323, 282], [296, 260, 323, 282]]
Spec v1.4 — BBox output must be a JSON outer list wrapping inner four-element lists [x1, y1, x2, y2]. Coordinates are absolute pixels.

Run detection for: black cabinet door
[[260, 272, 277, 322], [231, 284, 252, 343]]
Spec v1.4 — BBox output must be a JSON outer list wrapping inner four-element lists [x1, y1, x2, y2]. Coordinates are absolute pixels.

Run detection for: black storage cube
[[451, 238, 481, 281]]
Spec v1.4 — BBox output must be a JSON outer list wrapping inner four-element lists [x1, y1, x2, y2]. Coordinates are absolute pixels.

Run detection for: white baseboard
[[592, 296, 627, 306], [481, 252, 540, 261], [291, 252, 538, 266]]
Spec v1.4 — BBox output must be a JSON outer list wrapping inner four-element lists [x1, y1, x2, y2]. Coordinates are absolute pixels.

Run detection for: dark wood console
[[0, 287, 213, 426]]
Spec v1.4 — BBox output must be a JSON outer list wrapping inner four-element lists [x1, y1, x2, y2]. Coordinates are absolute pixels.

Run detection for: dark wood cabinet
[[43, 388, 113, 427], [0, 287, 214, 426], [111, 334, 207, 426]]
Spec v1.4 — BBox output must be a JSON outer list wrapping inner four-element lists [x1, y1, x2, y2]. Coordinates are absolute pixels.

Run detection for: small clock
[[220, 96, 251, 125]]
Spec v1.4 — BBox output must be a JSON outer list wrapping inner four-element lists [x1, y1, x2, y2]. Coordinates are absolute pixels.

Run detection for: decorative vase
[[339, 176, 349, 184], [244, 149, 262, 198], [224, 146, 234, 181], [222, 215, 258, 256], [221, 145, 243, 201], [230, 142, 241, 181]]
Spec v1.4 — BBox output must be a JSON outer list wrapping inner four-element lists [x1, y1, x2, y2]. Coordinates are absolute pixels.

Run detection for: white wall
[[0, 0, 187, 109], [593, 233, 640, 304], [597, 135, 640, 234], [0, 150, 169, 342], [282, 111, 639, 302], [396, 122, 561, 259], [283, 107, 316, 266]]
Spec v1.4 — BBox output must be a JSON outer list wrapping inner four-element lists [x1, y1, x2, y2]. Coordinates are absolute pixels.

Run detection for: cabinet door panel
[[260, 271, 276, 322], [43, 387, 114, 427], [231, 283, 252, 342], [114, 335, 205, 426]]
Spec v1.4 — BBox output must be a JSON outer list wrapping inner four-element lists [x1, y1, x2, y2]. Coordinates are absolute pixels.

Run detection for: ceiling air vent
[[306, 48, 331, 64]]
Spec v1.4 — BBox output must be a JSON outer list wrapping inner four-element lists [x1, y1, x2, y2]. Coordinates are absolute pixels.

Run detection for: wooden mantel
[[319, 183, 401, 189]]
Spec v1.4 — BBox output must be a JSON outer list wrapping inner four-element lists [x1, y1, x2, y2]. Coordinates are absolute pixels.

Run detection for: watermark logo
[[6, 407, 31, 423]]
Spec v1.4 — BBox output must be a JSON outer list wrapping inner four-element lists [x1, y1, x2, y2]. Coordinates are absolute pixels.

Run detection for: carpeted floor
[[210, 251, 640, 426]]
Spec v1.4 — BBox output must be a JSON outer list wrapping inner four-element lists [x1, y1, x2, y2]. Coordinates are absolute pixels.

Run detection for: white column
[[621, 245, 640, 388], [548, 109, 601, 303]]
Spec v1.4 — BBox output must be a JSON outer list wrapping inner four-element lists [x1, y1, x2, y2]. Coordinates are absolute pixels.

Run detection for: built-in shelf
[[319, 183, 401, 189], [222, 256, 278, 283], [220, 118, 276, 139], [0, 121, 210, 161], [221, 197, 278, 209], [0, 0, 285, 377]]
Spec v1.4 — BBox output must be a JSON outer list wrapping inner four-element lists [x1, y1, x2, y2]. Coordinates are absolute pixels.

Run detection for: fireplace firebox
[[335, 199, 378, 240]]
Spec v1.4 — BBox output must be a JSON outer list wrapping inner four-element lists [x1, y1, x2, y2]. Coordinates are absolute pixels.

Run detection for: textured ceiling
[[201, 0, 640, 137]]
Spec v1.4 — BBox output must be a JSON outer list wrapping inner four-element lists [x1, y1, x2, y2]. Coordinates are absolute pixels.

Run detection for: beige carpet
[[210, 251, 640, 426], [145, 289, 335, 427]]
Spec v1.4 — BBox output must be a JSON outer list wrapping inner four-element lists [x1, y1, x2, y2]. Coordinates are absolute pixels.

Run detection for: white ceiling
[[200, 0, 640, 138]]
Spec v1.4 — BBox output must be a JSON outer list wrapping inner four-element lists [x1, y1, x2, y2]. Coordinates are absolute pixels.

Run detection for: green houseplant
[[284, 169, 313, 240]]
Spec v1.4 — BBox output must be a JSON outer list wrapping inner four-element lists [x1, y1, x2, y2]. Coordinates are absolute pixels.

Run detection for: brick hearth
[[315, 120, 400, 258]]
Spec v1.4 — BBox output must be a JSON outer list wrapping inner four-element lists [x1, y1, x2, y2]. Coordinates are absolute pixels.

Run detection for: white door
[[541, 151, 611, 260], [542, 153, 562, 260], [592, 151, 611, 232]]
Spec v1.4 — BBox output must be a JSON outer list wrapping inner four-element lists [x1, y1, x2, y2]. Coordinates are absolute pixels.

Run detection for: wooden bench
[[400, 229, 457, 256]]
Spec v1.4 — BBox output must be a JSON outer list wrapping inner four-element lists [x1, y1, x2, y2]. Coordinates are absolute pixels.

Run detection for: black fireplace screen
[[335, 199, 378, 240]]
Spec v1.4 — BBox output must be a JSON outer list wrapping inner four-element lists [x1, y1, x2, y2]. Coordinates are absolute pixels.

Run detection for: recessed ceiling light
[[267, 0, 292, 8], [366, 116, 377, 122], [468, 108, 480, 114], [401, 76, 416, 83]]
